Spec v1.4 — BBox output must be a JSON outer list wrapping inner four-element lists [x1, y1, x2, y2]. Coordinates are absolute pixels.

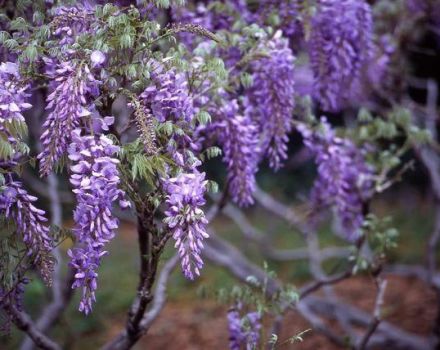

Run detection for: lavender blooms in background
[[257, 0, 301, 38], [163, 170, 209, 280], [68, 129, 128, 314], [309, 0, 373, 112], [215, 99, 259, 207], [245, 34, 295, 170], [299, 119, 374, 240], [0, 62, 32, 149], [38, 62, 99, 176], [227, 305, 261, 350], [172, 0, 250, 47]]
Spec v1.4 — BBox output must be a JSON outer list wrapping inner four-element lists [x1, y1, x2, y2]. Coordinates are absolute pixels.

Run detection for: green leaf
[[196, 111, 211, 125]]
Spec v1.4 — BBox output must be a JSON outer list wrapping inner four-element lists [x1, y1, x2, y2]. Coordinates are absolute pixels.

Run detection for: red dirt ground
[[105, 275, 437, 349]]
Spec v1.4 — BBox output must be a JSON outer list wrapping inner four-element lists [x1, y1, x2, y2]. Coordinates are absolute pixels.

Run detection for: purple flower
[[51, 3, 95, 45], [308, 0, 373, 112], [227, 305, 261, 350], [245, 33, 295, 170], [0, 62, 32, 150], [0, 176, 53, 277], [68, 129, 128, 314], [140, 64, 194, 124], [163, 171, 209, 280], [90, 50, 106, 67], [214, 99, 260, 207], [299, 119, 374, 240], [139, 61, 199, 168], [172, 1, 251, 47], [255, 0, 302, 38], [38, 62, 99, 176]]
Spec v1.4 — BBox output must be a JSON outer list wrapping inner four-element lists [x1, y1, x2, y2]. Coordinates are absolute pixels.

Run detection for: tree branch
[[357, 279, 387, 349], [5, 305, 61, 350], [101, 254, 179, 350]]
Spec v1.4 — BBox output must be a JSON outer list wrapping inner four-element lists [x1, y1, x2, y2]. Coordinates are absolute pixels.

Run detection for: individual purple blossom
[[0, 62, 32, 149], [299, 119, 374, 240], [0, 176, 53, 275], [308, 0, 373, 112], [68, 128, 129, 314], [245, 33, 295, 170], [38, 62, 99, 176], [90, 50, 106, 67], [227, 305, 261, 350], [163, 170, 209, 280], [214, 99, 260, 207]]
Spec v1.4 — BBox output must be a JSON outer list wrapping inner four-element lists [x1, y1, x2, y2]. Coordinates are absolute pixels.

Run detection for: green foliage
[[350, 214, 399, 274]]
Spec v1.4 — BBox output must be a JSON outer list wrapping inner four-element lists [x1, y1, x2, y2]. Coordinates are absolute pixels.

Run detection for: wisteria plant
[[0, 0, 439, 349]]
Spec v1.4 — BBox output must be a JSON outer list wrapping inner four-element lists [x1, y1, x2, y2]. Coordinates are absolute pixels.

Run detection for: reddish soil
[[105, 275, 437, 349]]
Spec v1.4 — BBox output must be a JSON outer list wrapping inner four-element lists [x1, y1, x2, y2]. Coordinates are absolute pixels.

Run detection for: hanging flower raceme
[[0, 176, 54, 283], [163, 169, 209, 280], [38, 62, 99, 176], [245, 33, 295, 170], [299, 119, 374, 240], [214, 99, 260, 207], [68, 129, 129, 314], [308, 0, 373, 112], [139, 62, 198, 167], [227, 305, 261, 350], [51, 2, 95, 45], [0, 62, 32, 149], [140, 64, 194, 124]]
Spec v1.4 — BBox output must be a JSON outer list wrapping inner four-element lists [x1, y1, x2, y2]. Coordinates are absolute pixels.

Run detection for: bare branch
[[139, 254, 179, 329], [253, 186, 309, 235], [101, 254, 179, 350], [5, 305, 61, 350], [299, 270, 352, 299], [223, 204, 351, 261], [357, 279, 388, 349], [384, 264, 440, 288]]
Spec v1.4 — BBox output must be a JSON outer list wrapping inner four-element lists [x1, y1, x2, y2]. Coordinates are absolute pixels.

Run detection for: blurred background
[[1, 0, 440, 349]]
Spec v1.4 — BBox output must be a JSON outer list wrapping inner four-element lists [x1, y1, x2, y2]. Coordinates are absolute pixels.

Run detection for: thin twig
[[357, 279, 388, 349]]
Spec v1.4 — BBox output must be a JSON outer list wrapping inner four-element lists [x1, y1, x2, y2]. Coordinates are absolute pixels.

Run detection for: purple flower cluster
[[163, 170, 209, 280], [227, 306, 261, 350], [256, 0, 301, 38], [38, 62, 99, 176], [0, 62, 32, 148], [68, 129, 129, 314], [299, 119, 374, 240], [245, 34, 295, 170], [309, 0, 373, 112], [215, 99, 259, 207], [172, 1, 250, 46], [51, 3, 95, 45], [139, 62, 199, 167], [140, 65, 194, 124], [0, 176, 53, 269]]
